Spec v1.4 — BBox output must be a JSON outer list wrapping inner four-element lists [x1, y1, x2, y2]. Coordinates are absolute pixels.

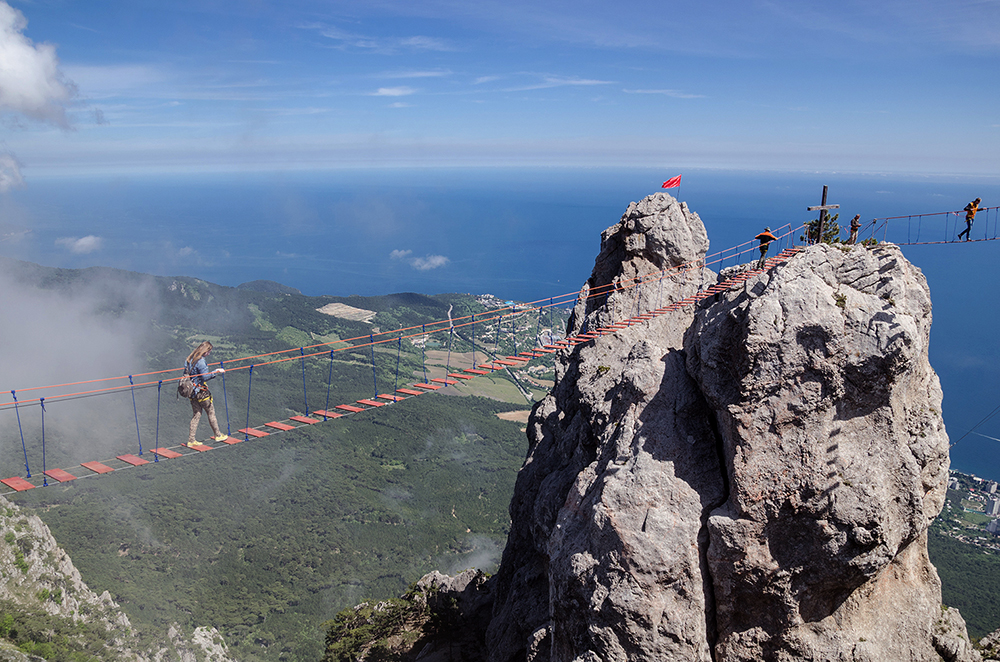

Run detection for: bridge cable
[[220, 360, 231, 436], [12, 391, 31, 478], [40, 398, 47, 487], [154, 380, 162, 461], [128, 375, 142, 456], [243, 365, 254, 442]]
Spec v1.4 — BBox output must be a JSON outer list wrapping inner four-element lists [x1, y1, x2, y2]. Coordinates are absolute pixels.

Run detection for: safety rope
[[244, 365, 254, 442], [12, 391, 31, 478], [369, 335, 378, 397], [394, 337, 401, 395], [299, 348, 309, 416], [154, 381, 162, 461], [323, 350, 334, 419], [128, 375, 142, 456], [421, 324, 428, 384], [445, 325, 453, 375], [220, 360, 231, 436], [40, 398, 46, 487]]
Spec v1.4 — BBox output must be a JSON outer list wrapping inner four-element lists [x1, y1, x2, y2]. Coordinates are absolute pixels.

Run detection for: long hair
[[186, 341, 213, 364]]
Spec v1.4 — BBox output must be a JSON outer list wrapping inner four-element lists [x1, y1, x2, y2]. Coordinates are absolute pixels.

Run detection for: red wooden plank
[[505, 355, 529, 362], [377, 394, 406, 401], [532, 348, 556, 353], [463, 369, 489, 375], [152, 448, 183, 459], [117, 454, 150, 466], [239, 427, 270, 437], [396, 388, 423, 396], [447, 373, 474, 380], [216, 436, 241, 444], [81, 461, 114, 474], [265, 421, 296, 430], [356, 399, 385, 407], [335, 405, 365, 413], [431, 378, 459, 385], [290, 415, 322, 423], [44, 468, 77, 483], [495, 360, 520, 366], [478, 364, 500, 370], [543, 345, 561, 350], [1, 477, 34, 491], [413, 382, 443, 390], [184, 443, 211, 452]]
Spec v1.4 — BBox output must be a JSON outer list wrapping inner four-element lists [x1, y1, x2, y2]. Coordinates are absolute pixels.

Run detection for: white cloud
[[391, 249, 448, 270], [372, 86, 416, 97], [474, 76, 501, 84], [623, 88, 705, 99], [0, 1, 76, 126], [56, 235, 103, 254], [410, 255, 449, 271], [0, 152, 25, 192], [388, 102, 411, 108], [178, 246, 195, 257]]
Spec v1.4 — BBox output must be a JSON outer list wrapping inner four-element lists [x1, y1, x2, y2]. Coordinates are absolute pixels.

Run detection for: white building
[[987, 497, 1000, 516]]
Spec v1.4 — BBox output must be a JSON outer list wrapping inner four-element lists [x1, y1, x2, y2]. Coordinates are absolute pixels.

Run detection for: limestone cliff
[[400, 192, 978, 662]]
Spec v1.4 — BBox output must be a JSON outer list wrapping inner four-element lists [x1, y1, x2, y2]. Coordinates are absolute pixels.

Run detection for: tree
[[802, 212, 842, 244]]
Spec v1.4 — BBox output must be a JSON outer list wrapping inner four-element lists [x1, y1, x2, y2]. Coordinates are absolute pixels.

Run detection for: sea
[[2, 166, 999, 481]]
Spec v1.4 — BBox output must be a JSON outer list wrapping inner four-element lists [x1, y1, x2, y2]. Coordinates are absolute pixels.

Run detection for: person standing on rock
[[755, 227, 778, 268], [847, 214, 861, 244], [958, 197, 982, 241], [184, 341, 227, 446]]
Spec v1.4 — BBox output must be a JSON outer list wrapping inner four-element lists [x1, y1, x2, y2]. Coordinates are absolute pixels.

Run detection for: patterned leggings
[[189, 391, 222, 443]]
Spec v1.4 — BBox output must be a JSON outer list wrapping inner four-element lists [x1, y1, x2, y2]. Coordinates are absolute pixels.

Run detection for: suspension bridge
[[1, 206, 996, 495]]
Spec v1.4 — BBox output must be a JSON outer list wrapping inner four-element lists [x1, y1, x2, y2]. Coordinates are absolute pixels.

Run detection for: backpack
[[177, 363, 196, 399]]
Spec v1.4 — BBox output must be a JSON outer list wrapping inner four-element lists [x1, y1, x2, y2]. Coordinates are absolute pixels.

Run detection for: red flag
[[661, 175, 682, 189]]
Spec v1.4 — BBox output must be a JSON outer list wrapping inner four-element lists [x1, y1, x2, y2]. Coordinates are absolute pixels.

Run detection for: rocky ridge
[[0, 494, 235, 662], [397, 192, 982, 661]]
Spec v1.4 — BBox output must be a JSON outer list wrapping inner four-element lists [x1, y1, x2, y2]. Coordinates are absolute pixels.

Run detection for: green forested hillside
[[0, 258, 568, 661]]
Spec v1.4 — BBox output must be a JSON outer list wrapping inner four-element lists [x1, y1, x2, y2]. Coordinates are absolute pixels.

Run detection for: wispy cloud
[[388, 102, 412, 108], [312, 25, 452, 53], [502, 75, 613, 92], [381, 70, 452, 79], [399, 36, 451, 51], [411, 255, 449, 271], [623, 88, 705, 99], [372, 86, 416, 97], [391, 249, 448, 270], [474, 75, 501, 85], [0, 152, 25, 192], [56, 235, 103, 254]]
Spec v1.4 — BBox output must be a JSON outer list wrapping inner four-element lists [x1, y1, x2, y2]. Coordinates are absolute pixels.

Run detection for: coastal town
[[937, 470, 1000, 552]]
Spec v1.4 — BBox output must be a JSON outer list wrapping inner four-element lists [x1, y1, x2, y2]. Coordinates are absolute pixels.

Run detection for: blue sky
[[1, 0, 998, 181]]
